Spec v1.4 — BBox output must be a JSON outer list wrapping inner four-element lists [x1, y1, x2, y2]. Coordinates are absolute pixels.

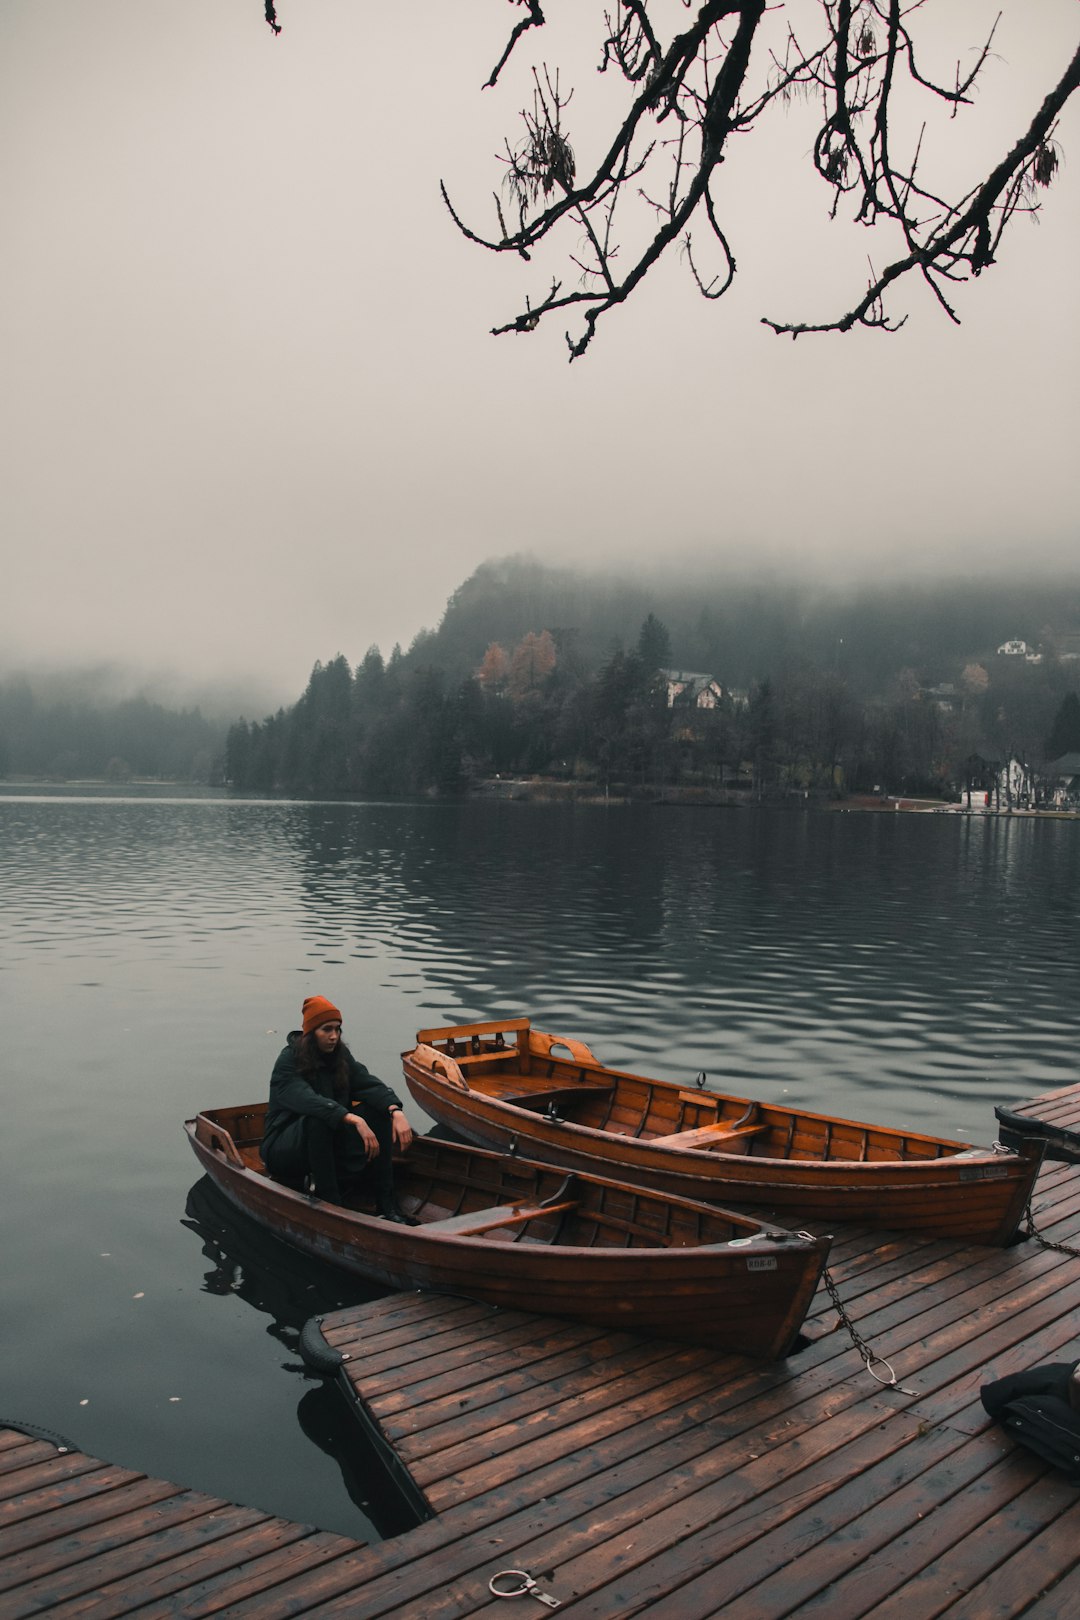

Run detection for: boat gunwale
[[183, 1111, 829, 1264], [400, 1056, 1028, 1178], [403, 1030, 987, 1155]]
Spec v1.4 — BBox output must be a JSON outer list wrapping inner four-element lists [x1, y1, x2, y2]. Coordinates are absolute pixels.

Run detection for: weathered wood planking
[[0, 1427, 366, 1617], [1008, 1082, 1080, 1131], [305, 1154, 1080, 1617]]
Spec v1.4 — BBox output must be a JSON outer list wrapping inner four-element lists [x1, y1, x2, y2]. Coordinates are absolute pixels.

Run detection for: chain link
[[1023, 1199, 1080, 1259], [811, 1247, 917, 1396], [810, 1191, 1079, 1397]]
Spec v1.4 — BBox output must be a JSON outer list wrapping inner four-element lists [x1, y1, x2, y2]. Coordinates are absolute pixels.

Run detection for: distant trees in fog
[[7, 560, 1079, 798], [223, 611, 1080, 803], [0, 677, 223, 783]]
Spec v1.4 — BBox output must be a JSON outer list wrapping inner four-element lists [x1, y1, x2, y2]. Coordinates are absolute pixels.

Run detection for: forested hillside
[[225, 559, 1080, 801]]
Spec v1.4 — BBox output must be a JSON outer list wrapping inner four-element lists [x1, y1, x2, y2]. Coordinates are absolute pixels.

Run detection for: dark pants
[[263, 1105, 395, 1208]]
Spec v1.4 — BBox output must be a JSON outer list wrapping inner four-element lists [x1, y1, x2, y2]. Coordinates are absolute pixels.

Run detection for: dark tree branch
[[764, 34, 1080, 336], [484, 1, 547, 90], [447, 2, 1079, 356], [262, 3, 1078, 358]]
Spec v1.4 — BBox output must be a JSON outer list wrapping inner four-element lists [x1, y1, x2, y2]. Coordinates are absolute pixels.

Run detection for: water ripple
[[2, 797, 1079, 1139]]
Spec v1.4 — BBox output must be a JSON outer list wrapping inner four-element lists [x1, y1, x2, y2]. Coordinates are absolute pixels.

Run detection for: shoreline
[[2, 776, 1077, 818]]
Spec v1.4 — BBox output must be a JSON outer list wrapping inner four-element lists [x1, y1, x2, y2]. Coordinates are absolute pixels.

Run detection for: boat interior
[[410, 1018, 971, 1165], [191, 1106, 791, 1252]]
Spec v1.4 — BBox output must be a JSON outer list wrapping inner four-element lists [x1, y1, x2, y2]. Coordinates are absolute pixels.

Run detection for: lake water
[[2, 790, 1078, 1541]]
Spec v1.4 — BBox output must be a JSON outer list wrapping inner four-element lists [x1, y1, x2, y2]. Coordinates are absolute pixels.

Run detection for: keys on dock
[[489, 1568, 561, 1607]]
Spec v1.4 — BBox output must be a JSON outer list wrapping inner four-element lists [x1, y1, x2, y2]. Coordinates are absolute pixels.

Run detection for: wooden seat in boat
[[421, 1200, 578, 1236], [495, 1084, 615, 1112], [651, 1122, 769, 1151]]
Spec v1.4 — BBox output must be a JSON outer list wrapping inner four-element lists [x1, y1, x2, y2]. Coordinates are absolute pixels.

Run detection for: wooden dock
[[0, 1424, 369, 1617], [3, 1081, 1080, 1616]]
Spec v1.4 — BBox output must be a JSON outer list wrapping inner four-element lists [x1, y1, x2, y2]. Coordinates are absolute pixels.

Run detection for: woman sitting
[[262, 996, 416, 1220]]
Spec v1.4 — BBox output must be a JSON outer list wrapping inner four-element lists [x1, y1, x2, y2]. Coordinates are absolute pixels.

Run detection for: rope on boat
[[809, 1246, 917, 1397]]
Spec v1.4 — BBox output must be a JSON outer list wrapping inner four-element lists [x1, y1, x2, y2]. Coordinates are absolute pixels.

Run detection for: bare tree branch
[[484, 1, 547, 90], [764, 34, 1080, 336], [443, 2, 1078, 357], [263, 4, 1078, 358]]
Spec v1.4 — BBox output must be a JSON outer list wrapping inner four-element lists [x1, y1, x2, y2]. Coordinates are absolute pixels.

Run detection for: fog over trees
[[221, 560, 1080, 800], [0, 677, 225, 784], [6, 562, 1077, 796]]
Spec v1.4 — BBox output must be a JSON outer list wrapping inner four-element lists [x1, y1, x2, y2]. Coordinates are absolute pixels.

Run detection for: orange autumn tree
[[477, 642, 511, 692], [508, 630, 557, 701]]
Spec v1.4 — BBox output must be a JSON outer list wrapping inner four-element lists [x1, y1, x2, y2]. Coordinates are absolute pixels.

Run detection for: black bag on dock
[[981, 1361, 1080, 1485]]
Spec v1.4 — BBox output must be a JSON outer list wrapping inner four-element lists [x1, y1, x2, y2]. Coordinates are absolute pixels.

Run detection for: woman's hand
[[343, 1113, 380, 1161], [390, 1110, 415, 1152]]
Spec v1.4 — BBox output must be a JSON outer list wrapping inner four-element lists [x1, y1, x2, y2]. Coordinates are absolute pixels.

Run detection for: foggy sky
[[3, 1, 1078, 706]]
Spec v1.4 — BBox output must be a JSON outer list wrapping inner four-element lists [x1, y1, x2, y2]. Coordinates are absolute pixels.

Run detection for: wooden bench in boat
[[421, 1200, 579, 1237], [492, 1083, 616, 1112], [651, 1121, 769, 1150]]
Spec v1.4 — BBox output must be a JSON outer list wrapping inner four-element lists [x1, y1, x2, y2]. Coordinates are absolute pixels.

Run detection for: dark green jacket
[[262, 1030, 402, 1158]]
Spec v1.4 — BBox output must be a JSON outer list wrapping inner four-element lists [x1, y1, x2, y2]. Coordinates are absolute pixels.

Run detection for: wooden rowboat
[[401, 1018, 1044, 1245], [185, 1104, 830, 1357]]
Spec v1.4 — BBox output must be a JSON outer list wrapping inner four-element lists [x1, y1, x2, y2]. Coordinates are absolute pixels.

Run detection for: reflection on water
[[182, 1176, 419, 1540], [278, 801, 1080, 1129], [1, 792, 1078, 1538]]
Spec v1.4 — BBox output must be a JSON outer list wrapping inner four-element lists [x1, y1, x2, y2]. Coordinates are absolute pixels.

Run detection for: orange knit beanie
[[302, 996, 343, 1035]]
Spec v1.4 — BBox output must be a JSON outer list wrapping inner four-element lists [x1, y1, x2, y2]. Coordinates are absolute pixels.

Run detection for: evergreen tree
[[636, 613, 672, 673], [1046, 692, 1080, 759]]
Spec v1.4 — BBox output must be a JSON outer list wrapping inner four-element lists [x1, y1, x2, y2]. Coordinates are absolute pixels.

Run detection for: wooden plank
[[419, 1200, 578, 1237], [0, 1489, 220, 1593], [320, 1291, 488, 1339], [0, 1441, 64, 1479], [409, 1270, 1080, 1613], [0, 1460, 121, 1523], [410, 1349, 726, 1500], [362, 1322, 649, 1424], [667, 1434, 1028, 1620], [175, 1545, 395, 1620], [808, 1472, 1080, 1620], [340, 1314, 604, 1388], [98, 1532, 363, 1620], [1003, 1561, 1080, 1620], [325, 1301, 540, 1369], [375, 1339, 683, 1452], [34, 1522, 349, 1620], [0, 1432, 39, 1455], [0, 1477, 182, 1561], [650, 1123, 768, 1150], [415, 1017, 530, 1043], [3, 1502, 268, 1615]]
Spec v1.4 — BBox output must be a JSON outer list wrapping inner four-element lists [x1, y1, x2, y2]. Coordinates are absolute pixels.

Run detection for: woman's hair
[[295, 1031, 354, 1098]]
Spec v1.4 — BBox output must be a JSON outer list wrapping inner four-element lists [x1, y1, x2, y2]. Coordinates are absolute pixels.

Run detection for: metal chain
[[809, 1245, 917, 1396], [1023, 1199, 1080, 1259]]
